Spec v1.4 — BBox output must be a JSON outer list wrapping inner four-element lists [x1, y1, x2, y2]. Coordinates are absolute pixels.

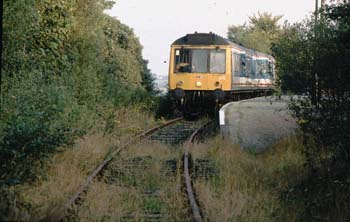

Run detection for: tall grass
[[74, 141, 188, 221], [191, 135, 307, 222], [2, 106, 156, 221]]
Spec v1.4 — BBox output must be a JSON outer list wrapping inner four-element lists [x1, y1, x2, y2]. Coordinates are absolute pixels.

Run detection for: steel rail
[[183, 122, 210, 222], [41, 117, 183, 222]]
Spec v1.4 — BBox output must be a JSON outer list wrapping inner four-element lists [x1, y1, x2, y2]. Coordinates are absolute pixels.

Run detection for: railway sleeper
[[193, 159, 219, 179]]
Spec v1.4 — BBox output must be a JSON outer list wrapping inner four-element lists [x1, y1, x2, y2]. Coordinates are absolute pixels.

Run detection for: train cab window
[[209, 49, 226, 73], [174, 48, 226, 74], [191, 49, 209, 73], [174, 49, 191, 72]]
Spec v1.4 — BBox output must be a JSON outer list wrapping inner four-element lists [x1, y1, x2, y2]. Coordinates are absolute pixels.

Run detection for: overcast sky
[[107, 0, 315, 76]]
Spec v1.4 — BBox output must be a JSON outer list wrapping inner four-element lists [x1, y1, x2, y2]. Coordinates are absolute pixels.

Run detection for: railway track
[[42, 117, 213, 222], [183, 122, 208, 222], [41, 117, 183, 222]]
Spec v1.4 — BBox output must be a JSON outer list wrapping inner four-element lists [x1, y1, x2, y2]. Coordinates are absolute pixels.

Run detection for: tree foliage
[[0, 0, 156, 186], [227, 12, 283, 53], [272, 1, 350, 167]]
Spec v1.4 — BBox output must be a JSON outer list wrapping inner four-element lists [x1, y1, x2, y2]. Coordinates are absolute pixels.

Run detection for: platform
[[219, 96, 299, 152]]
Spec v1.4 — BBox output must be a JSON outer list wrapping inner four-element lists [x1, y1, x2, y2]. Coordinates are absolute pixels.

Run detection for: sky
[[107, 0, 315, 77]]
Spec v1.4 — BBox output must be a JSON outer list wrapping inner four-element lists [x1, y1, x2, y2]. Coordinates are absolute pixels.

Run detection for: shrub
[[0, 72, 81, 183]]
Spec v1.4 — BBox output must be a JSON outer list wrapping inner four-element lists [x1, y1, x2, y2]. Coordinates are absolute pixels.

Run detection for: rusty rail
[[41, 117, 183, 222], [183, 122, 211, 222]]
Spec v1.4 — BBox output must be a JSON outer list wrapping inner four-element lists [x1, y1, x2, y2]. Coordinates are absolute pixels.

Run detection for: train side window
[[268, 61, 274, 79], [246, 57, 253, 77], [240, 54, 246, 77], [251, 59, 257, 78], [232, 53, 241, 77], [257, 59, 268, 78]]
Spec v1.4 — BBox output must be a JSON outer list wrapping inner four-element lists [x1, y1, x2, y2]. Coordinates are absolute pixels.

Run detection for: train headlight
[[196, 81, 202, 87], [215, 81, 220, 87]]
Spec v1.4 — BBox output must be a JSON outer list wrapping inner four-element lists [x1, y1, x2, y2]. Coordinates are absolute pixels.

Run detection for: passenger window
[[246, 58, 253, 77], [232, 53, 241, 77], [251, 60, 257, 78], [256, 60, 269, 78], [268, 61, 274, 79], [240, 54, 246, 77]]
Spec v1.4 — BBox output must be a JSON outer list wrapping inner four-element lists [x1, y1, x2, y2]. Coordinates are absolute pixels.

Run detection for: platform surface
[[219, 96, 299, 152]]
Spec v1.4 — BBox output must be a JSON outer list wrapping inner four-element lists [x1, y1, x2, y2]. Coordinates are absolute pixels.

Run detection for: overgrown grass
[[1, 106, 156, 221], [191, 135, 307, 222], [6, 116, 349, 221], [190, 134, 350, 222], [73, 141, 188, 221]]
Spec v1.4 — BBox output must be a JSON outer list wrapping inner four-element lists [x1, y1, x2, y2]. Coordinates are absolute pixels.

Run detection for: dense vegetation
[[0, 0, 156, 185], [272, 2, 350, 220], [228, 1, 350, 220], [228, 3, 350, 165], [227, 12, 283, 54], [1, 0, 349, 221], [272, 1, 350, 170]]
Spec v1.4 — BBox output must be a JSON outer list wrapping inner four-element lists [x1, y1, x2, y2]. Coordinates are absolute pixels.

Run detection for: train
[[168, 32, 276, 115]]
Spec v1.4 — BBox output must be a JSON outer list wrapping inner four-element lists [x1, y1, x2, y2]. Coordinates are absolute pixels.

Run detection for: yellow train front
[[168, 32, 276, 115]]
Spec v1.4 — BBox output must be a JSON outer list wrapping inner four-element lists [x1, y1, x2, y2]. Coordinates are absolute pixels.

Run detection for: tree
[[272, 1, 350, 167], [227, 12, 283, 53], [0, 0, 156, 186]]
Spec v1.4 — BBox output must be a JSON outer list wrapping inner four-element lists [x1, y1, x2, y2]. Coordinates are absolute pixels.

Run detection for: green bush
[[0, 72, 81, 183], [0, 0, 157, 185], [272, 2, 350, 166]]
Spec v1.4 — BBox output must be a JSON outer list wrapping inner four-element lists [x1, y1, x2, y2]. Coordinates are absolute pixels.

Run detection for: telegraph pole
[[314, 0, 320, 106], [315, 0, 319, 22], [0, 0, 3, 104]]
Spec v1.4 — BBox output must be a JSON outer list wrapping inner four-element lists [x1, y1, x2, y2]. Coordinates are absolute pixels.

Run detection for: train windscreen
[[174, 48, 226, 73]]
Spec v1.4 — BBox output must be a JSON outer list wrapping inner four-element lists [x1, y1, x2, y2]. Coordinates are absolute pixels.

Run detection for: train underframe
[[171, 88, 274, 118]]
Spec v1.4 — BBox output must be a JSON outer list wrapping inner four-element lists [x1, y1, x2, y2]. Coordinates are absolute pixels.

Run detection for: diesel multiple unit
[[168, 32, 276, 114]]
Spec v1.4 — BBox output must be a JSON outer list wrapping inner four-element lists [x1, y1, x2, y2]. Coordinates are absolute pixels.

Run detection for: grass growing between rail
[[192, 134, 350, 221], [191, 135, 307, 222], [72, 141, 189, 222], [9, 106, 156, 220]]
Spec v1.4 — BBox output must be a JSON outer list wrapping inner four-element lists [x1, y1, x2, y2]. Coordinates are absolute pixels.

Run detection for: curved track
[[41, 117, 184, 222], [183, 125, 207, 222], [183, 121, 215, 222], [42, 117, 212, 222]]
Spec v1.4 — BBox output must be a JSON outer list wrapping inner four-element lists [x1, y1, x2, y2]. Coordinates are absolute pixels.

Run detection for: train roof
[[172, 32, 274, 61], [172, 33, 232, 45]]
